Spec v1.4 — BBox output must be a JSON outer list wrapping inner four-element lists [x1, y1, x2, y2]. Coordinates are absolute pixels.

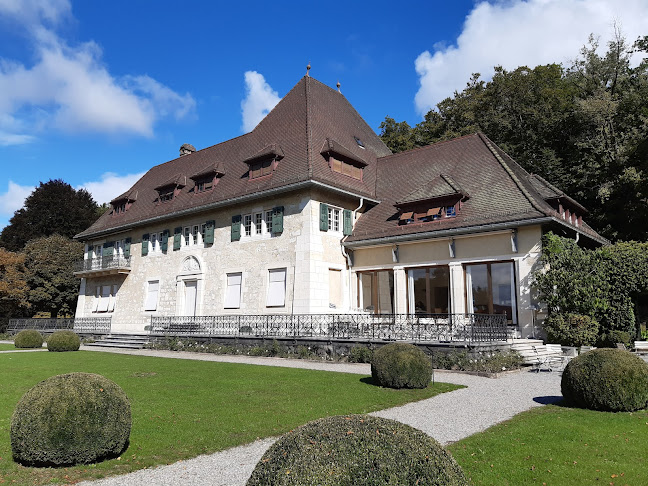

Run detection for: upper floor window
[[155, 175, 186, 204], [320, 138, 367, 181], [159, 190, 174, 202], [242, 211, 275, 239], [399, 203, 459, 225], [328, 207, 341, 232], [113, 202, 127, 214], [330, 157, 363, 180], [195, 179, 213, 193], [244, 144, 284, 180]]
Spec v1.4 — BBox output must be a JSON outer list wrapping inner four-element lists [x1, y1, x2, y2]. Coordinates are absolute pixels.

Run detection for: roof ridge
[[305, 76, 313, 178], [477, 132, 547, 214]]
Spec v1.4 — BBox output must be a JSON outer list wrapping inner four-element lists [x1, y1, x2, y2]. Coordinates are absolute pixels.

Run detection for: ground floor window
[[465, 261, 517, 324], [357, 270, 394, 314], [407, 266, 450, 314], [266, 268, 287, 307], [144, 280, 160, 311], [329, 268, 342, 309], [224, 273, 242, 309]]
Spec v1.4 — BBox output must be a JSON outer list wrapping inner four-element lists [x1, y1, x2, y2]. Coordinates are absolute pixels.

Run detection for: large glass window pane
[[491, 262, 514, 321], [359, 271, 394, 314], [430, 267, 449, 313], [360, 273, 373, 312], [411, 268, 427, 314], [376, 271, 394, 314], [468, 264, 489, 315]]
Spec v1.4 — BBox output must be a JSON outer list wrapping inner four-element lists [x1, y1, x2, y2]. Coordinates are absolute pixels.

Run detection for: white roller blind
[[224, 273, 242, 309], [266, 268, 286, 307], [144, 280, 159, 311], [108, 284, 117, 312], [98, 285, 110, 312], [92, 287, 100, 312]]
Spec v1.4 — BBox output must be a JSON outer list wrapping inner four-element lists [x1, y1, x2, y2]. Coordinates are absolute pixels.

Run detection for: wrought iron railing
[[150, 313, 508, 343], [75, 256, 131, 272], [8, 317, 112, 333]]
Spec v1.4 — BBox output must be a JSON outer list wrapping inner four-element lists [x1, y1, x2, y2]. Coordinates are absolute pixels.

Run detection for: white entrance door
[[184, 280, 197, 316]]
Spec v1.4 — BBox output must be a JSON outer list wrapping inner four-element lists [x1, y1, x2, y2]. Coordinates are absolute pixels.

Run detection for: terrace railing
[[75, 256, 131, 273], [7, 317, 112, 334], [150, 313, 508, 344]]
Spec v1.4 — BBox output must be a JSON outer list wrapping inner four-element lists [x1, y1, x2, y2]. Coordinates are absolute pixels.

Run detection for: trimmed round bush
[[14, 330, 44, 349], [11, 372, 131, 466], [597, 330, 632, 348], [542, 313, 599, 347], [247, 414, 468, 486], [371, 342, 432, 389], [561, 348, 648, 412], [47, 330, 80, 352]]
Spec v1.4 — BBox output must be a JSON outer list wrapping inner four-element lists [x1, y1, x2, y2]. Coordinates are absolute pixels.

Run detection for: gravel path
[[73, 346, 562, 486]]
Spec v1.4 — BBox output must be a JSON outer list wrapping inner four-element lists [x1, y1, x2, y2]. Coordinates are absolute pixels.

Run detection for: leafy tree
[[0, 248, 30, 331], [380, 33, 648, 241], [534, 233, 648, 339], [0, 180, 99, 251], [23, 235, 83, 318]]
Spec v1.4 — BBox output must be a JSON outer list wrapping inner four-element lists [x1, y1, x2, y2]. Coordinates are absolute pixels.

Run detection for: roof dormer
[[154, 175, 186, 203], [190, 162, 225, 194], [110, 190, 137, 215], [244, 144, 284, 179], [395, 174, 468, 225], [320, 138, 367, 180]]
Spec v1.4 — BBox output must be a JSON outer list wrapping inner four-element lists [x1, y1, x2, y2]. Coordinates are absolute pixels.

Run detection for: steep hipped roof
[[345, 133, 606, 245], [76, 76, 391, 239], [396, 174, 467, 207]]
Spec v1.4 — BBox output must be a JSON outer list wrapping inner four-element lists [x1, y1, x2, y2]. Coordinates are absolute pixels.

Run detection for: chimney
[[179, 143, 196, 156]]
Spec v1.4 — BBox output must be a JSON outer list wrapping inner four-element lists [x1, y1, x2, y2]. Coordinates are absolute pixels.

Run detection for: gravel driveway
[[71, 347, 562, 486]]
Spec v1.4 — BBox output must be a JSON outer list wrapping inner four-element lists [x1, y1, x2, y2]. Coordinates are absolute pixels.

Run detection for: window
[[329, 269, 342, 309], [224, 273, 242, 309], [408, 266, 450, 314], [265, 210, 273, 234], [184, 226, 191, 246], [255, 213, 262, 235], [328, 207, 341, 232], [357, 270, 394, 314], [113, 202, 126, 214], [159, 190, 174, 202], [192, 225, 200, 244], [244, 214, 252, 237], [266, 268, 287, 307], [144, 280, 160, 311], [150, 233, 159, 253], [400, 203, 458, 225], [465, 262, 517, 324], [195, 178, 213, 193], [354, 136, 365, 148], [445, 205, 456, 217], [114, 240, 123, 256], [249, 158, 274, 179], [330, 158, 363, 180], [108, 284, 118, 312], [98, 285, 111, 312]]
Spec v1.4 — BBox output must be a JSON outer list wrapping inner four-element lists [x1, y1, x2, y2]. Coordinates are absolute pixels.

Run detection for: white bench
[[634, 341, 648, 354], [532, 344, 567, 372]]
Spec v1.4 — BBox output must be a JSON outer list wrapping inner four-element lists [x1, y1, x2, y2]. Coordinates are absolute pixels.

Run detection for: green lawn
[[449, 404, 648, 485], [0, 343, 18, 351], [0, 351, 459, 485]]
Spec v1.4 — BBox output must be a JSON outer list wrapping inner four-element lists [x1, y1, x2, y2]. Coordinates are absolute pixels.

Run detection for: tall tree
[[23, 235, 83, 318], [0, 248, 30, 331], [380, 33, 648, 241], [0, 179, 99, 251]]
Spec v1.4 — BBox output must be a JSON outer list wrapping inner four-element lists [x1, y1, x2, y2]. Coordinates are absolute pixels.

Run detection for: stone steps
[[85, 333, 150, 350], [509, 339, 548, 364]]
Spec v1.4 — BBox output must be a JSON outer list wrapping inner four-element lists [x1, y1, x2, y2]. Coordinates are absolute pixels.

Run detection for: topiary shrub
[[11, 372, 131, 466], [247, 414, 468, 486], [561, 348, 648, 412], [371, 342, 432, 389], [14, 330, 44, 349], [542, 313, 599, 347], [47, 330, 80, 352], [349, 345, 373, 363]]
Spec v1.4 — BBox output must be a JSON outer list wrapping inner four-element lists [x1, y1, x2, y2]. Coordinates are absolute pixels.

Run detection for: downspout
[[341, 198, 364, 310]]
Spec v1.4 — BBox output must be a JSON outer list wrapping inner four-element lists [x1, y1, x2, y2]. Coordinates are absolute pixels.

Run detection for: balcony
[[74, 256, 131, 277]]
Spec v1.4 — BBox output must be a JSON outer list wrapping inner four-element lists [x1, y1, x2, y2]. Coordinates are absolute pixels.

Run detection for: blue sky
[[0, 0, 646, 231]]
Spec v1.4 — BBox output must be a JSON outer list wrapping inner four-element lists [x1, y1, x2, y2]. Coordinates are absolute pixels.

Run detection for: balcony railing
[[150, 313, 508, 344], [74, 256, 131, 274], [8, 317, 112, 334]]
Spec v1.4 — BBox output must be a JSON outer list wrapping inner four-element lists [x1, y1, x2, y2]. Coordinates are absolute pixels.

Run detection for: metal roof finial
[[336, 80, 341, 93], [306, 63, 311, 76]]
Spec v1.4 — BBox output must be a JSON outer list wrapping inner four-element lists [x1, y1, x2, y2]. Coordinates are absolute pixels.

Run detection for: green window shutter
[[272, 206, 284, 233], [231, 215, 241, 242], [343, 209, 353, 236], [124, 237, 132, 258], [161, 230, 169, 252], [320, 203, 329, 231], [141, 234, 149, 256], [103, 241, 114, 257], [204, 220, 215, 244], [173, 227, 182, 251]]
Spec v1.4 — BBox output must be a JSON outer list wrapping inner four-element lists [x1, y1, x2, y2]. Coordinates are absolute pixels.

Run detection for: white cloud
[[241, 71, 281, 133], [0, 0, 196, 141], [77, 172, 146, 205], [414, 0, 648, 115], [0, 180, 34, 216]]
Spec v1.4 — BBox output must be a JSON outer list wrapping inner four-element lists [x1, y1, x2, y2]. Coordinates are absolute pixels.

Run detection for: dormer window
[[320, 138, 367, 181], [154, 175, 186, 204], [395, 174, 468, 226], [354, 136, 365, 148], [190, 162, 224, 195], [244, 144, 284, 180], [110, 190, 137, 216]]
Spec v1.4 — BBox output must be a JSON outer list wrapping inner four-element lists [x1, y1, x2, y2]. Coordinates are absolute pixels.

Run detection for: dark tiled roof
[[346, 133, 606, 244], [76, 76, 391, 239], [396, 174, 466, 206]]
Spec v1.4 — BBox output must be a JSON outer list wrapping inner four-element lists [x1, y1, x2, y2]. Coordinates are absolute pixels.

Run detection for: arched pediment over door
[[176, 256, 205, 317]]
